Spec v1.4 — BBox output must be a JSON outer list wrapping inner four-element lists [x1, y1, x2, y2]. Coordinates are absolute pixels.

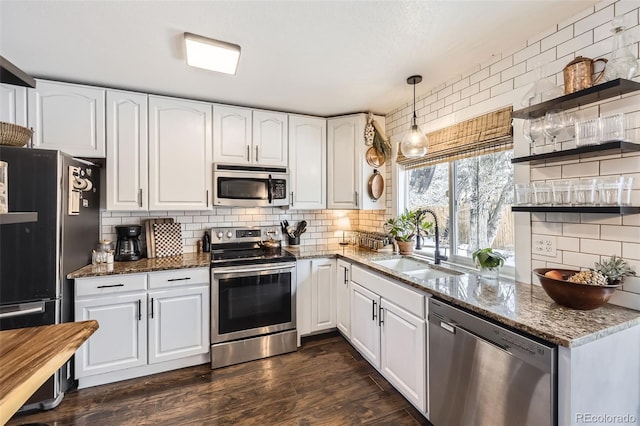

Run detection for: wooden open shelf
[[512, 79, 640, 119], [511, 140, 640, 165], [511, 206, 640, 215]]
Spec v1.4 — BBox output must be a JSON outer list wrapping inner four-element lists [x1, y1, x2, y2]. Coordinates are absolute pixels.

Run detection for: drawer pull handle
[[150, 298, 155, 319], [97, 284, 124, 289], [138, 299, 142, 321], [167, 277, 191, 282], [372, 300, 377, 321]]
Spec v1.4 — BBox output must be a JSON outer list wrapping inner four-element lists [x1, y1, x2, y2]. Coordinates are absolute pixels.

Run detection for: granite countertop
[[67, 252, 211, 279], [67, 245, 640, 348]]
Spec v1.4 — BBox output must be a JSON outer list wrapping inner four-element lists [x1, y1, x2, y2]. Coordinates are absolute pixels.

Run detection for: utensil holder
[[288, 236, 300, 246]]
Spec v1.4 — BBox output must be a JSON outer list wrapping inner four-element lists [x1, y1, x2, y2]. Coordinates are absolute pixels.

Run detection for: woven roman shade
[[396, 106, 513, 169]]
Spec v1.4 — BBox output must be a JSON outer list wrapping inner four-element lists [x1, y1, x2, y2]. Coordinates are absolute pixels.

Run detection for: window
[[405, 150, 514, 269]]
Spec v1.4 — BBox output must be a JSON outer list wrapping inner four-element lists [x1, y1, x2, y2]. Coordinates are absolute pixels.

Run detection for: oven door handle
[[213, 264, 295, 275]]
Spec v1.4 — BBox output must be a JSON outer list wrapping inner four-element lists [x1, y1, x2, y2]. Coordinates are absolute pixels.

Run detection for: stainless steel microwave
[[213, 164, 289, 207]]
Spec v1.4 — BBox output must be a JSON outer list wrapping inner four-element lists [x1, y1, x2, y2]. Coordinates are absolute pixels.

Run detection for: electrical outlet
[[533, 236, 557, 257]]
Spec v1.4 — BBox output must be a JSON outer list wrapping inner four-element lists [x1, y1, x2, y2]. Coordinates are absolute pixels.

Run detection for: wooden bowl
[[533, 268, 620, 310]]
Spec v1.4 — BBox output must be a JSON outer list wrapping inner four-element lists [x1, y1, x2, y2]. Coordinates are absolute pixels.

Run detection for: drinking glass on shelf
[[523, 120, 536, 155], [599, 113, 625, 143], [530, 118, 545, 151], [543, 111, 565, 152]]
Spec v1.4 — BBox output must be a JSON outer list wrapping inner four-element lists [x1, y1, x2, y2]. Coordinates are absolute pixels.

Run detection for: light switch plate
[[532, 235, 557, 257]]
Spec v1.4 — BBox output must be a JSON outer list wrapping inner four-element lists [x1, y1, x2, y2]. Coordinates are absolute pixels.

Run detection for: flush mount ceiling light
[[184, 32, 241, 75], [400, 75, 429, 158]]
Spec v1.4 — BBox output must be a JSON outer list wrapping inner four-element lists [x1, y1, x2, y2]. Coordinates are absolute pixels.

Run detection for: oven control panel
[[211, 226, 281, 243]]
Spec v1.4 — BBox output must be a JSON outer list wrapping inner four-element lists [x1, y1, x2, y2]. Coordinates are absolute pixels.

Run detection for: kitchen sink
[[372, 258, 432, 272], [404, 267, 462, 281]]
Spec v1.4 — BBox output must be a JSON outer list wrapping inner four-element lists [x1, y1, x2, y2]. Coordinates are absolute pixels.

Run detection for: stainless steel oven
[[213, 163, 289, 207], [210, 226, 297, 369]]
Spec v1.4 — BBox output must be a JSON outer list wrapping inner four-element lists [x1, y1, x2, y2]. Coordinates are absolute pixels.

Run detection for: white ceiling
[[0, 0, 597, 117]]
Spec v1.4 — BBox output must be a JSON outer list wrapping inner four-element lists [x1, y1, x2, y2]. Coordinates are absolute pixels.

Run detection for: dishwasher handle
[[456, 324, 512, 355]]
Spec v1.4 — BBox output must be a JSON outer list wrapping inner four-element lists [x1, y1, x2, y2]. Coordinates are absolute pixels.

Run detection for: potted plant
[[472, 247, 506, 280], [384, 209, 433, 255], [594, 255, 637, 285]]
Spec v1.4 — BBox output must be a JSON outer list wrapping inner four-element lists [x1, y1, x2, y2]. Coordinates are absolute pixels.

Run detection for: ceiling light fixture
[[400, 75, 428, 158], [184, 32, 241, 75]]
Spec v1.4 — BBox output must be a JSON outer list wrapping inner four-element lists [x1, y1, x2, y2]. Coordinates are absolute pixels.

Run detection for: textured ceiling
[[0, 0, 597, 116]]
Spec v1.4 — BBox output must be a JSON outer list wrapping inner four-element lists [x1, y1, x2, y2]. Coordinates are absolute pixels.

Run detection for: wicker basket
[[0, 122, 32, 147]]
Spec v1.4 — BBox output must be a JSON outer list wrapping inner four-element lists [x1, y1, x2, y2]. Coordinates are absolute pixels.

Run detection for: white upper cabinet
[[0, 83, 27, 126], [289, 114, 326, 210], [253, 110, 288, 167], [106, 90, 148, 211], [28, 79, 106, 157], [148, 95, 213, 211], [213, 105, 252, 164], [327, 114, 386, 210], [327, 116, 360, 209], [214, 106, 288, 167]]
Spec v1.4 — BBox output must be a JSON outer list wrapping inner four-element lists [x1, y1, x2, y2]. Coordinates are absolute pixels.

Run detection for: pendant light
[[400, 75, 428, 158]]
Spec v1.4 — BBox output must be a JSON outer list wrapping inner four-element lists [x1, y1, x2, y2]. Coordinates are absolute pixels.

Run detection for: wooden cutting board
[[144, 218, 174, 258], [153, 222, 183, 258]]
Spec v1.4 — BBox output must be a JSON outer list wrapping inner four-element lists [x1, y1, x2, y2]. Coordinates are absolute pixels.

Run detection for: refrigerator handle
[[0, 301, 45, 319]]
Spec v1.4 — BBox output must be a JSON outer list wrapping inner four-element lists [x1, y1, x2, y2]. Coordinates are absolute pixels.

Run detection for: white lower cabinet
[[148, 285, 209, 364], [75, 291, 147, 377], [350, 282, 381, 368], [296, 258, 336, 343], [336, 259, 351, 338], [74, 268, 210, 388], [349, 265, 427, 414]]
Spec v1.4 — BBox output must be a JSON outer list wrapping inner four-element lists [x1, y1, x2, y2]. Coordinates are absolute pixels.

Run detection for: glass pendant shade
[[400, 75, 429, 158], [401, 122, 428, 158]]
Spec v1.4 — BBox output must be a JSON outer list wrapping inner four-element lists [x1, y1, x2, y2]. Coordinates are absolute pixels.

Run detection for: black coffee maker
[[115, 225, 142, 261]]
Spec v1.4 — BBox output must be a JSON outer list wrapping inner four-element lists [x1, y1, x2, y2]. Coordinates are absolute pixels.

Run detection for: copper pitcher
[[563, 56, 608, 94]]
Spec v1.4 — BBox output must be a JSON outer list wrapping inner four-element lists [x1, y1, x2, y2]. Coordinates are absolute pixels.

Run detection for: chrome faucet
[[415, 208, 448, 265]]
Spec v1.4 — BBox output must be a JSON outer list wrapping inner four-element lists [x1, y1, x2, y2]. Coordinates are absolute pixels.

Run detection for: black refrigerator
[[0, 146, 100, 412]]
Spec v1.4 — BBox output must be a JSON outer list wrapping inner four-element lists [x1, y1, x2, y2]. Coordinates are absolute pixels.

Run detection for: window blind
[[396, 106, 513, 170]]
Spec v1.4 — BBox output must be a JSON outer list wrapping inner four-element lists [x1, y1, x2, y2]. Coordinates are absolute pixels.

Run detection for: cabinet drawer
[[148, 268, 209, 289], [351, 266, 425, 318], [75, 273, 147, 297]]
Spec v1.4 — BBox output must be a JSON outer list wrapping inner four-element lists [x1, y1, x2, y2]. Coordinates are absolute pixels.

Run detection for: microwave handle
[[267, 174, 273, 204]]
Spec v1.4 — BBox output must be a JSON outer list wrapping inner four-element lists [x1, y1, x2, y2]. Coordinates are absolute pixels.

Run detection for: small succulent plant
[[472, 248, 506, 271], [594, 255, 637, 285]]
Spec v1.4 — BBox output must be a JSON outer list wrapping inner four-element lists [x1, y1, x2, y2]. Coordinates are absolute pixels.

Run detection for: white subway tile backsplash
[[622, 242, 640, 260], [541, 26, 574, 52], [601, 225, 640, 243], [580, 214, 622, 225], [580, 238, 622, 256], [470, 89, 491, 104], [622, 276, 640, 294], [563, 223, 600, 239], [530, 165, 562, 181], [532, 221, 563, 236], [479, 73, 501, 92], [600, 156, 640, 175], [609, 289, 640, 310], [557, 236, 580, 251], [561, 161, 599, 178], [563, 251, 601, 268], [574, 4, 614, 35], [491, 80, 514, 97], [501, 62, 527, 82], [490, 56, 513, 76], [557, 31, 594, 58]]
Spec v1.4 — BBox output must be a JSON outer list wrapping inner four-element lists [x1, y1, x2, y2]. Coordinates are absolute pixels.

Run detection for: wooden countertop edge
[[0, 320, 99, 425]]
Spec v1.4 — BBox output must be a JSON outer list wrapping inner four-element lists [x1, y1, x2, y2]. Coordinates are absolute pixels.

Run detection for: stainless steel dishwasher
[[428, 299, 556, 426]]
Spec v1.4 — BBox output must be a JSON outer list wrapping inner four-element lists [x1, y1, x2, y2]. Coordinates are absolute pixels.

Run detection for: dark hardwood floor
[[9, 332, 431, 425]]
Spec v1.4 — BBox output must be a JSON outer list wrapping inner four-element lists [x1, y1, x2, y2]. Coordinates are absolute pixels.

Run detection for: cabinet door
[[350, 282, 381, 369], [253, 110, 288, 166], [148, 96, 212, 210], [0, 83, 27, 126], [295, 259, 312, 338], [148, 285, 210, 364], [213, 105, 252, 165], [75, 292, 147, 378], [380, 298, 426, 413], [310, 259, 336, 332], [289, 115, 326, 209], [28, 80, 106, 157], [106, 90, 148, 210], [327, 115, 361, 209], [336, 259, 351, 338]]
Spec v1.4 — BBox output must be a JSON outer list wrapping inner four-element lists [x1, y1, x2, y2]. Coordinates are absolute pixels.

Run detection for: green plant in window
[[471, 247, 506, 271], [384, 209, 433, 242]]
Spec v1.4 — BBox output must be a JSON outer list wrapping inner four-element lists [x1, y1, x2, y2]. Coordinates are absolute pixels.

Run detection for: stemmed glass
[[523, 120, 536, 154], [544, 111, 566, 151], [530, 118, 545, 151]]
